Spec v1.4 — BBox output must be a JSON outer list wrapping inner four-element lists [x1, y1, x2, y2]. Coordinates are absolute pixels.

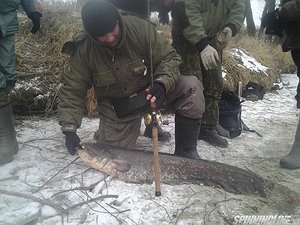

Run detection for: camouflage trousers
[[95, 75, 205, 149], [0, 35, 17, 94], [179, 52, 223, 125]]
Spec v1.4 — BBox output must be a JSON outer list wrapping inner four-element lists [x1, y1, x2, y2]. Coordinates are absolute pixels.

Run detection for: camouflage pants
[[179, 52, 223, 125], [0, 35, 17, 94], [95, 75, 205, 149]]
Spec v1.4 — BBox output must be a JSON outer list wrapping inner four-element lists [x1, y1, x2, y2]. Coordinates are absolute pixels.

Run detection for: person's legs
[[0, 35, 18, 164], [0, 93, 19, 164], [95, 99, 142, 149], [200, 64, 228, 147], [291, 49, 300, 108], [280, 117, 300, 169], [167, 75, 205, 159], [143, 118, 171, 142], [0, 35, 17, 93], [177, 50, 227, 147]]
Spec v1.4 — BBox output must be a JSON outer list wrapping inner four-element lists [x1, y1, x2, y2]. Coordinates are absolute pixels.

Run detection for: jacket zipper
[[111, 49, 116, 62]]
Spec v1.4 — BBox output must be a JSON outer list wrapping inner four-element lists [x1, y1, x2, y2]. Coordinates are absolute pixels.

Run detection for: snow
[[1, 1, 299, 224], [1, 73, 300, 224], [230, 48, 269, 75]]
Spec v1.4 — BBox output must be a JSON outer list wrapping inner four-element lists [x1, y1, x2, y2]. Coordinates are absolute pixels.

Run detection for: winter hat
[[81, 0, 118, 38]]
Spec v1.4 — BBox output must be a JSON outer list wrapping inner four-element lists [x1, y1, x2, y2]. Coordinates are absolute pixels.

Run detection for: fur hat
[[81, 0, 118, 38]]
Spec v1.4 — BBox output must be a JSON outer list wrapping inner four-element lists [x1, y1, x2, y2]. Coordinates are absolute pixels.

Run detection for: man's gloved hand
[[222, 27, 232, 46], [146, 82, 166, 107], [200, 45, 219, 71], [64, 132, 81, 155], [28, 12, 42, 34]]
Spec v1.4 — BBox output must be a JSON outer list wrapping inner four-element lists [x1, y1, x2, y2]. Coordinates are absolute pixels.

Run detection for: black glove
[[28, 12, 42, 34], [64, 132, 81, 155], [148, 83, 166, 107], [261, 9, 283, 37]]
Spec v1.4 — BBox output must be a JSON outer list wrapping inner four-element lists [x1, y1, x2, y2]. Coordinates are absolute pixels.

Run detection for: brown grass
[[14, 2, 296, 116]]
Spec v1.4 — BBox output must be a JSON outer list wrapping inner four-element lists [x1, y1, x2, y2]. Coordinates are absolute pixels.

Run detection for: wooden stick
[[0, 189, 67, 214], [33, 157, 80, 193], [151, 102, 161, 196]]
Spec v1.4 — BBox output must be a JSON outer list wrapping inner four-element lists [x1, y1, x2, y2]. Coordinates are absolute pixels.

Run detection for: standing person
[[160, 0, 246, 148], [58, 0, 205, 159], [262, 0, 300, 109], [262, 0, 300, 169], [279, 0, 300, 109], [108, 0, 170, 24], [0, 0, 42, 164], [279, 0, 300, 169], [280, 118, 300, 169]]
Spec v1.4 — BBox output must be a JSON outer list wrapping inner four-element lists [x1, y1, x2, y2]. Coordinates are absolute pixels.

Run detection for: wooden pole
[[151, 102, 161, 196]]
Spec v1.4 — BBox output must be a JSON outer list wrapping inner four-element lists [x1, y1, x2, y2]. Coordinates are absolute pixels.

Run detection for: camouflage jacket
[[58, 10, 181, 132], [170, 0, 246, 54], [279, 0, 300, 51], [0, 0, 42, 37]]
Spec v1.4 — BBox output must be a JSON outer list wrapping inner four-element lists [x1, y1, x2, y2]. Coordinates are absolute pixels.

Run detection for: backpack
[[242, 81, 266, 101], [219, 91, 243, 138]]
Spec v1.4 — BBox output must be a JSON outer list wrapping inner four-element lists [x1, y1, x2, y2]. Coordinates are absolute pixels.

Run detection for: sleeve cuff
[[195, 37, 209, 52], [61, 124, 77, 133], [226, 23, 237, 37]]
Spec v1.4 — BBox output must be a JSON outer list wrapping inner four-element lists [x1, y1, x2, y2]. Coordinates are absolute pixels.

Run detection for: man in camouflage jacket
[[0, 0, 42, 164], [161, 0, 246, 148], [58, 0, 205, 159]]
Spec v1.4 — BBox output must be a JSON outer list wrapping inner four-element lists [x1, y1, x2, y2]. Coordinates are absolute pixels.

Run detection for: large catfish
[[77, 142, 273, 197]]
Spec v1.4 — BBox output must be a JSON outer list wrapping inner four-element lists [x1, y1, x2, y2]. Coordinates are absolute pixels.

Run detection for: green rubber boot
[[199, 124, 228, 148], [280, 118, 300, 169], [0, 103, 19, 164]]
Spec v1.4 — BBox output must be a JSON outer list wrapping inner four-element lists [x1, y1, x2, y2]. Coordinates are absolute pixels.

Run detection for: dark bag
[[242, 81, 266, 101], [111, 89, 150, 118], [219, 91, 243, 138]]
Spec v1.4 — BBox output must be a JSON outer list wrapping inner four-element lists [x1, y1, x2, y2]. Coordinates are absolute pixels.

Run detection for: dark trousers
[[291, 49, 300, 101]]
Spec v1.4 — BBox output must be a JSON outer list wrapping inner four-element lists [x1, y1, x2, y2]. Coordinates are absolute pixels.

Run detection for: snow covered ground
[[1, 1, 299, 224], [1, 72, 300, 225]]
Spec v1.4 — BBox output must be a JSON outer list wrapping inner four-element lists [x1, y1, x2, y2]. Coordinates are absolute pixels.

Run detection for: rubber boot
[[0, 103, 19, 164], [199, 124, 228, 148], [280, 119, 300, 169], [174, 114, 201, 159], [144, 123, 171, 142]]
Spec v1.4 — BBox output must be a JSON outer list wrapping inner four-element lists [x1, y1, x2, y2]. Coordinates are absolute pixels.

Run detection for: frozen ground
[[0, 73, 299, 225]]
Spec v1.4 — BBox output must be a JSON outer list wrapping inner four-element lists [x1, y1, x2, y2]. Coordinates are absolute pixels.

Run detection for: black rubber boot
[[144, 123, 171, 142], [280, 119, 300, 169], [0, 103, 19, 164], [199, 124, 228, 148], [174, 114, 201, 159]]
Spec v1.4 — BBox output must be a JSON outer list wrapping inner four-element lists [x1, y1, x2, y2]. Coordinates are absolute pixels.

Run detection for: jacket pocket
[[92, 71, 117, 87], [128, 60, 146, 77]]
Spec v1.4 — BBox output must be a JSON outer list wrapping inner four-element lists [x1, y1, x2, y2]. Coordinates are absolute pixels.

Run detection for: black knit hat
[[81, 0, 118, 38]]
